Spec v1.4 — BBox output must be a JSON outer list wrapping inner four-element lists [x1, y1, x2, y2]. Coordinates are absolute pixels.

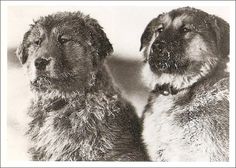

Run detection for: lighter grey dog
[[140, 7, 229, 161]]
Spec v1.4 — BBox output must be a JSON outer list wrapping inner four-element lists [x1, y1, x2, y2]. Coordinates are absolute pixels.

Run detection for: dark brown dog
[[140, 7, 229, 161], [16, 11, 148, 161]]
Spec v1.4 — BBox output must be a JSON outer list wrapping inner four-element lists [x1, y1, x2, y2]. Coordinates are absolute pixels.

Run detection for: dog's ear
[[16, 31, 31, 64], [86, 18, 113, 60], [140, 18, 157, 52], [140, 15, 163, 62], [16, 43, 26, 64], [210, 15, 229, 59]]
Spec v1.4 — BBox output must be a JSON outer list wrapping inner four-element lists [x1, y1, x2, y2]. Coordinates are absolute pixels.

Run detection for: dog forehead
[[158, 13, 193, 29], [159, 14, 172, 27], [34, 16, 86, 36], [172, 14, 192, 28], [28, 25, 46, 39], [51, 26, 60, 34]]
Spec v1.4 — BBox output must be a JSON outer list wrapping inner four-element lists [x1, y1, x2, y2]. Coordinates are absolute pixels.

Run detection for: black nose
[[34, 58, 51, 70], [152, 40, 166, 52]]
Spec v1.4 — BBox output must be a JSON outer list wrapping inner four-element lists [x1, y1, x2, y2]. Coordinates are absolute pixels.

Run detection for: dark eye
[[181, 27, 191, 33], [58, 35, 71, 44], [157, 26, 164, 33], [33, 39, 41, 45]]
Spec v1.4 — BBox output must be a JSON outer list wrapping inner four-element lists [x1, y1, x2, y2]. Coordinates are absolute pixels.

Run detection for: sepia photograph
[[1, 0, 235, 167]]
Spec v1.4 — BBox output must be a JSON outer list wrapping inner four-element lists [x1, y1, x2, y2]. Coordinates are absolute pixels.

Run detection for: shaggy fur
[[140, 7, 229, 161], [16, 11, 148, 161]]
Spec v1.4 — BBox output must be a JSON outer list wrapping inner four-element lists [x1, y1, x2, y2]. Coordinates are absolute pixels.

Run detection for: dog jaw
[[142, 61, 216, 91]]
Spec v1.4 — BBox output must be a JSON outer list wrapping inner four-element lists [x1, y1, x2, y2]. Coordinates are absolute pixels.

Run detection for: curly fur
[[16, 11, 148, 161], [140, 7, 229, 161]]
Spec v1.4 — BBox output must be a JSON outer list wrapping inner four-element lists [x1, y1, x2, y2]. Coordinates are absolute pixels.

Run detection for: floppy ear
[[16, 31, 31, 64], [140, 18, 157, 52], [16, 43, 26, 64], [211, 15, 229, 59], [86, 18, 113, 60], [140, 16, 163, 62], [140, 14, 165, 52]]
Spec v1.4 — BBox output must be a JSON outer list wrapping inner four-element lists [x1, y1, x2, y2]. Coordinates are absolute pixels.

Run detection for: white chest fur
[[142, 94, 175, 161], [142, 91, 210, 161]]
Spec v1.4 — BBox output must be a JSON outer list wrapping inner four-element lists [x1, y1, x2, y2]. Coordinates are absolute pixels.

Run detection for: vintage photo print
[[1, 1, 235, 167]]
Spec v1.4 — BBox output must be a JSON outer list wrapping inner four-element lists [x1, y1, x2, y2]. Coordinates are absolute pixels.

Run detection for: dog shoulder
[[175, 76, 229, 125], [174, 77, 229, 160], [142, 77, 229, 161], [193, 76, 229, 108]]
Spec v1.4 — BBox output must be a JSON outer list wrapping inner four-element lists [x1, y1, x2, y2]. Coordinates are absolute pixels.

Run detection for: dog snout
[[152, 40, 166, 53], [34, 58, 51, 71]]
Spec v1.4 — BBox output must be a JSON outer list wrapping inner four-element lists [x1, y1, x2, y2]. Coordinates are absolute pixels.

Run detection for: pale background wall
[[5, 3, 232, 162]]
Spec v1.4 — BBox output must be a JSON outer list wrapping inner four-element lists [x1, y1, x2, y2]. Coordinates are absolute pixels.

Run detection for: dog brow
[[173, 14, 191, 29], [160, 14, 172, 28]]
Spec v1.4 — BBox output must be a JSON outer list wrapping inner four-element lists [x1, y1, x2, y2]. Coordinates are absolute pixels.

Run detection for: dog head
[[140, 7, 229, 90], [16, 11, 113, 94]]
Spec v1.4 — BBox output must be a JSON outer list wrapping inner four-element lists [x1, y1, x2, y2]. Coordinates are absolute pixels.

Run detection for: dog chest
[[152, 94, 175, 114], [28, 97, 116, 160], [142, 94, 175, 160], [142, 90, 197, 161]]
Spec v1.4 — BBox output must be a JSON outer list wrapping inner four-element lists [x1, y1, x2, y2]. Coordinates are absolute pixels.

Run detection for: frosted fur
[[17, 11, 148, 161], [142, 78, 229, 161], [140, 7, 229, 161]]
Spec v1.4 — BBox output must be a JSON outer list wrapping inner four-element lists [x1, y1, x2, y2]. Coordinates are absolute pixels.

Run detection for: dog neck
[[142, 60, 228, 95], [89, 65, 118, 94], [152, 63, 229, 96]]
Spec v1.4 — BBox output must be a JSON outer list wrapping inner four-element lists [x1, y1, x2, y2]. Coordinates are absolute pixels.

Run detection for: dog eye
[[156, 26, 164, 33], [58, 35, 71, 44], [155, 24, 164, 33], [157, 27, 164, 33], [33, 39, 42, 46], [181, 27, 191, 33]]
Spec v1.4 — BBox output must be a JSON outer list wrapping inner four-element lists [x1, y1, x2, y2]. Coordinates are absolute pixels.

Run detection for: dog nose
[[152, 40, 166, 52], [34, 58, 51, 70]]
